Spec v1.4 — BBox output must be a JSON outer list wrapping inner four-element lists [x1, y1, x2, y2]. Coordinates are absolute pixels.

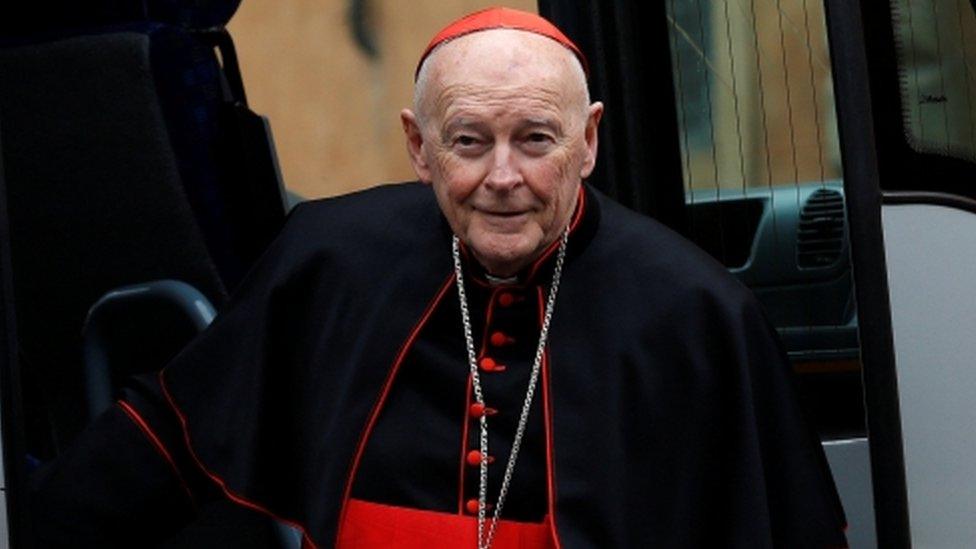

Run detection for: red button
[[469, 403, 497, 418], [470, 402, 486, 417], [498, 292, 515, 307], [479, 357, 496, 372], [467, 450, 484, 466], [490, 331, 509, 347], [465, 498, 480, 514]]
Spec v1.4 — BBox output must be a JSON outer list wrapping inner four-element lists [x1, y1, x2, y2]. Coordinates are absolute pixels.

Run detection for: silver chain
[[451, 229, 569, 549]]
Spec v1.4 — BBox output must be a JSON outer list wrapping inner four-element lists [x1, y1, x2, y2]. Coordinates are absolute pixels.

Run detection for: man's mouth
[[475, 209, 531, 230], [483, 210, 525, 217], [476, 206, 530, 217]]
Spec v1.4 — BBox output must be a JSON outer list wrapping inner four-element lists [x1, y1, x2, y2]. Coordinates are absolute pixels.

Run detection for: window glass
[[666, 0, 842, 192], [892, 0, 976, 162], [666, 0, 862, 440]]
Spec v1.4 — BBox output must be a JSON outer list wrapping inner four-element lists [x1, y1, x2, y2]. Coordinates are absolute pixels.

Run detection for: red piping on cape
[[155, 272, 458, 548], [336, 272, 459, 545], [116, 400, 196, 508], [157, 371, 319, 548], [537, 287, 563, 548]]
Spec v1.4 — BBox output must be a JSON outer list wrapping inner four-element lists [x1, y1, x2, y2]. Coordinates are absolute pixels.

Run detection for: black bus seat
[[0, 0, 286, 459], [81, 279, 216, 423], [0, 1, 297, 545]]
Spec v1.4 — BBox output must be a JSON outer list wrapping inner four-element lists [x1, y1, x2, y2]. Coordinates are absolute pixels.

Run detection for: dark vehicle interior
[[0, 1, 292, 545]]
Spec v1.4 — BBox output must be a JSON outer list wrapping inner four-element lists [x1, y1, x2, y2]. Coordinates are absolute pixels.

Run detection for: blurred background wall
[[227, 0, 536, 200]]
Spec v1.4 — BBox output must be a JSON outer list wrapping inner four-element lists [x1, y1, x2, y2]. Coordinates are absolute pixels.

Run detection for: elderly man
[[32, 7, 846, 549]]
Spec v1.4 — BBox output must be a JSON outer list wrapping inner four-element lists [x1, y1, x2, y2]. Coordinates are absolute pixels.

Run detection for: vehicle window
[[892, 0, 976, 162], [665, 0, 862, 439], [666, 0, 841, 192]]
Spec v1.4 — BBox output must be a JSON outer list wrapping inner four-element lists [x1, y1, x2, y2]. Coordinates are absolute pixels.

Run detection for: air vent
[[797, 189, 845, 268]]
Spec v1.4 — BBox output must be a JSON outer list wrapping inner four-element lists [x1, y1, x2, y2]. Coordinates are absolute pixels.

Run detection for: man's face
[[403, 30, 602, 276]]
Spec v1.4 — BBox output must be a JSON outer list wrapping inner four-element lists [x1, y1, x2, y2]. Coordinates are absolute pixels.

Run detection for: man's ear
[[401, 109, 433, 184], [580, 101, 604, 179]]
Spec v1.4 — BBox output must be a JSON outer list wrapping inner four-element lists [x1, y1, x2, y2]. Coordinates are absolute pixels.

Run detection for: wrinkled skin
[[402, 29, 603, 277]]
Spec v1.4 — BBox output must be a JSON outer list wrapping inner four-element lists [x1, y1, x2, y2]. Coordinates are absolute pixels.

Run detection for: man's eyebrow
[[441, 117, 487, 142], [519, 117, 562, 134], [441, 119, 489, 140]]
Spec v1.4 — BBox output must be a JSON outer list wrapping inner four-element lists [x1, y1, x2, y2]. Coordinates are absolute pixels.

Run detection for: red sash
[[337, 498, 557, 548]]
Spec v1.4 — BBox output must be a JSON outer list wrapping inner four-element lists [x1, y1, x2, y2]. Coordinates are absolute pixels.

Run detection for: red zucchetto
[[415, 6, 589, 80]]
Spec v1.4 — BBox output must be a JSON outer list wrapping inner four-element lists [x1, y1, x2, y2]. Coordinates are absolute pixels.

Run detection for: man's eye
[[523, 132, 555, 152], [455, 135, 480, 147]]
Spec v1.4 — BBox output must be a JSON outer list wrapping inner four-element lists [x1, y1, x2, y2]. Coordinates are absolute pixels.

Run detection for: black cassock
[[31, 183, 847, 548]]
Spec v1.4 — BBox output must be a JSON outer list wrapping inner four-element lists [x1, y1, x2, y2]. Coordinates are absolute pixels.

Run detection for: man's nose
[[483, 145, 523, 191]]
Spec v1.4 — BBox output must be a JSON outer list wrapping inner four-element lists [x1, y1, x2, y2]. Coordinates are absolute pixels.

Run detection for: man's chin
[[477, 211, 531, 230], [467, 234, 543, 277]]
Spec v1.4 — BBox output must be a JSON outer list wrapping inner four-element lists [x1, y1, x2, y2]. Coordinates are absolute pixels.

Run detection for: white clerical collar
[[484, 273, 519, 286]]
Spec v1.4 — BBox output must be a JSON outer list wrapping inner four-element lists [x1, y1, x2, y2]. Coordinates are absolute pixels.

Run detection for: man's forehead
[[439, 93, 563, 123]]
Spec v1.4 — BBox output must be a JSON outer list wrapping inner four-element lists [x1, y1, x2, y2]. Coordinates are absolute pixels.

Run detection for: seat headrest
[[148, 0, 242, 29], [0, 0, 241, 38]]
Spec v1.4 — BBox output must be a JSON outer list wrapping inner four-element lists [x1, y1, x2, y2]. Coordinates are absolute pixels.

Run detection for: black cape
[[33, 182, 847, 548]]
